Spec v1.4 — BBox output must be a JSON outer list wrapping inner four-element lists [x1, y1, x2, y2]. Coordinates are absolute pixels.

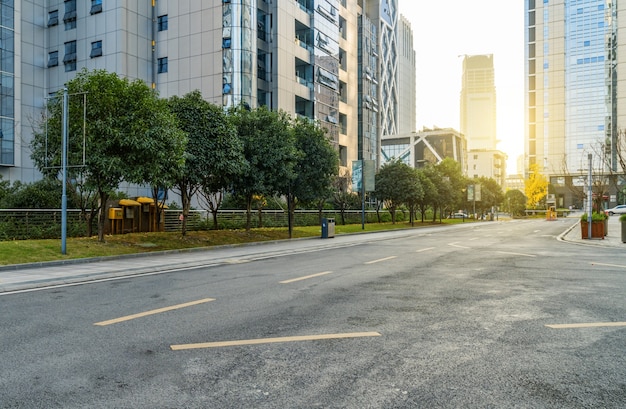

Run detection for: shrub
[[581, 212, 607, 222]]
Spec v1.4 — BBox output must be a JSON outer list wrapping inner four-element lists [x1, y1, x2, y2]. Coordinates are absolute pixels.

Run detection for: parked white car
[[605, 205, 626, 216]]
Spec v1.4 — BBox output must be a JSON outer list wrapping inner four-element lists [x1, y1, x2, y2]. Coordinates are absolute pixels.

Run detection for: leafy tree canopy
[[30, 69, 184, 241], [525, 163, 548, 208]]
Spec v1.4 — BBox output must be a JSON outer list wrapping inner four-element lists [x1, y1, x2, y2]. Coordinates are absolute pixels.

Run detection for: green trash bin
[[321, 217, 335, 238]]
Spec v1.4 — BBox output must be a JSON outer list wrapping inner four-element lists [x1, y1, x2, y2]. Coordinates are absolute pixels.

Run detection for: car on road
[[605, 205, 626, 215], [448, 212, 469, 219]]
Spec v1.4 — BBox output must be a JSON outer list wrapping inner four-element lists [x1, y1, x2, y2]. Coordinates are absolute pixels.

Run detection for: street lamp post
[[61, 88, 69, 255], [587, 154, 592, 239]]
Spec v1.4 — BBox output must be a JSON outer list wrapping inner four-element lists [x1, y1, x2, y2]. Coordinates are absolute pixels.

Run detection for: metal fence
[[0, 208, 393, 240]]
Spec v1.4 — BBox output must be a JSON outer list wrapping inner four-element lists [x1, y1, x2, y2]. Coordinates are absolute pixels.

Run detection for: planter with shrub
[[620, 214, 626, 243], [580, 212, 606, 239]]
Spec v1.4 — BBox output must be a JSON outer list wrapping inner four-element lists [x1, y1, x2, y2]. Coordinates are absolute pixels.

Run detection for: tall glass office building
[[0, 0, 15, 167], [525, 0, 626, 206], [525, 0, 623, 206]]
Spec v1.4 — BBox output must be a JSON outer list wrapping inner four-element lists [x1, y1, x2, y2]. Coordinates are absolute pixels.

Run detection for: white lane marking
[[591, 262, 626, 269], [495, 251, 537, 258], [280, 271, 332, 284], [416, 247, 435, 253], [364, 256, 397, 265], [448, 242, 470, 249], [546, 322, 626, 329]]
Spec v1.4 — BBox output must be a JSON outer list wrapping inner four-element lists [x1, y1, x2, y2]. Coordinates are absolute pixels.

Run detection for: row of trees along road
[[31, 69, 339, 241], [30, 69, 507, 243], [374, 158, 505, 225]]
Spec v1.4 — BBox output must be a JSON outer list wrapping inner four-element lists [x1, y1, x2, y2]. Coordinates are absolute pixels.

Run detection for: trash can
[[321, 217, 335, 238]]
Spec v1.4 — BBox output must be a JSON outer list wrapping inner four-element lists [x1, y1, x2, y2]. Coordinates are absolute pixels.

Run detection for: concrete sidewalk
[[1, 214, 623, 294]]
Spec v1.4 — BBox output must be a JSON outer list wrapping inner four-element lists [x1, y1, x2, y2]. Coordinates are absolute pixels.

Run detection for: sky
[[398, 0, 525, 174]]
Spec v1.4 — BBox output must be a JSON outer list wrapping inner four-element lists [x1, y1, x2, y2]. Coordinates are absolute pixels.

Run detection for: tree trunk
[[211, 210, 219, 230], [245, 195, 252, 231], [97, 190, 107, 242], [181, 188, 189, 236], [287, 193, 293, 239]]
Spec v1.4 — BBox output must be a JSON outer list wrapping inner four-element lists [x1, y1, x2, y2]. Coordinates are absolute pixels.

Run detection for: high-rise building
[[525, 0, 624, 207], [397, 14, 415, 135], [460, 54, 496, 151], [460, 54, 506, 186], [1, 0, 412, 190]]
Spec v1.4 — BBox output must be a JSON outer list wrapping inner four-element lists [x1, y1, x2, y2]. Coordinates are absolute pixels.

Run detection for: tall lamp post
[[587, 154, 592, 239], [61, 88, 69, 255]]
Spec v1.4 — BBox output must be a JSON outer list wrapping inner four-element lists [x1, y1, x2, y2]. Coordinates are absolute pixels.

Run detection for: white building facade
[[1, 0, 414, 187]]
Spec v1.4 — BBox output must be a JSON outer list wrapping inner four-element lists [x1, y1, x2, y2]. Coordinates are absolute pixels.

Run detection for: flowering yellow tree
[[524, 163, 549, 208]]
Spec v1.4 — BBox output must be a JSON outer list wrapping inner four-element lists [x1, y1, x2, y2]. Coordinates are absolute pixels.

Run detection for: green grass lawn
[[0, 219, 471, 266]]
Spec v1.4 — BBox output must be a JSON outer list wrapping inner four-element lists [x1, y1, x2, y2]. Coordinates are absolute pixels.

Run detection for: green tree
[[230, 106, 296, 230], [286, 117, 339, 237], [168, 91, 243, 234], [404, 167, 425, 226], [0, 178, 77, 209], [332, 169, 358, 225], [474, 176, 504, 215], [504, 189, 527, 217], [0, 174, 10, 206], [525, 163, 548, 208], [375, 159, 419, 224], [31, 69, 184, 241], [415, 167, 438, 222], [433, 158, 465, 220]]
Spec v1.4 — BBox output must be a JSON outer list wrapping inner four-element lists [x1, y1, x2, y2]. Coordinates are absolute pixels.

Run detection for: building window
[[158, 57, 168, 73], [63, 41, 77, 72], [90, 41, 102, 58], [339, 81, 347, 103], [64, 0, 77, 30], [47, 10, 59, 27], [157, 15, 168, 31], [90, 0, 103, 15], [47, 51, 59, 67], [0, 120, 15, 166], [339, 48, 346, 71], [339, 17, 346, 39], [222, 37, 231, 48], [339, 145, 347, 167]]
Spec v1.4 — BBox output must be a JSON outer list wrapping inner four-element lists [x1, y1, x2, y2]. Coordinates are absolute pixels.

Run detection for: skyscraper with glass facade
[[525, 0, 624, 206], [0, 1, 15, 171], [461, 54, 496, 151], [0, 0, 413, 190]]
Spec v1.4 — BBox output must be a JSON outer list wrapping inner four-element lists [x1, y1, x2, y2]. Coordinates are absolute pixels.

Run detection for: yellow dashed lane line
[[170, 331, 382, 350], [94, 298, 215, 326]]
